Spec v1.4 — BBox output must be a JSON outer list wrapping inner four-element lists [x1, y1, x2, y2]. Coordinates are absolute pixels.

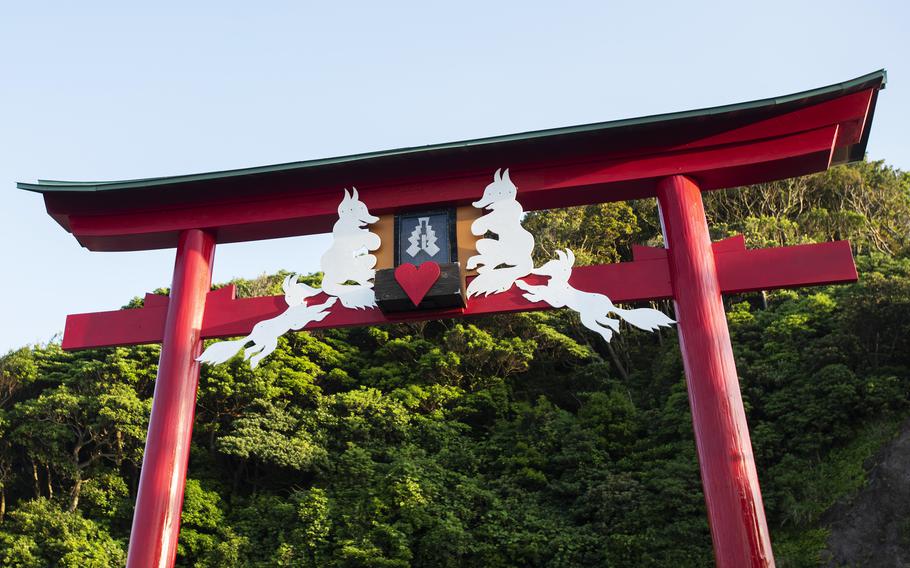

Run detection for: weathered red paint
[[60, 237, 856, 350], [126, 229, 215, 568], [657, 175, 774, 567]]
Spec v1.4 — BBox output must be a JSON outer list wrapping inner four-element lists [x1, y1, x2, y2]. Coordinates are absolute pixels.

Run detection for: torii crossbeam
[[61, 236, 856, 350], [20, 70, 885, 568]]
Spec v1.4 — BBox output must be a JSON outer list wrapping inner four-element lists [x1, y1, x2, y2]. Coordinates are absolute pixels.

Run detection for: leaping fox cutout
[[516, 249, 675, 342], [198, 189, 380, 369], [197, 275, 336, 369]]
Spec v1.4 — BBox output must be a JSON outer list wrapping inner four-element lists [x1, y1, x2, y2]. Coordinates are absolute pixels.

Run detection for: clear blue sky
[[1, 1, 907, 353]]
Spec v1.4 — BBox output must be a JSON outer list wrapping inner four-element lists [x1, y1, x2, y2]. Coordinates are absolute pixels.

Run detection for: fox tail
[[324, 284, 376, 309], [196, 339, 248, 365], [612, 307, 675, 332]]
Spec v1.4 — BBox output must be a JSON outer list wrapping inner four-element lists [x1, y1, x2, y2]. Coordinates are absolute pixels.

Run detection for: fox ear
[[351, 187, 359, 201], [502, 168, 512, 185], [342, 188, 351, 202], [493, 168, 502, 182], [556, 250, 567, 262], [566, 249, 575, 266]]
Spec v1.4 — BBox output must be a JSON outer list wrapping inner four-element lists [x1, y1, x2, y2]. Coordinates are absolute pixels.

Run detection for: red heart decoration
[[394, 262, 441, 307]]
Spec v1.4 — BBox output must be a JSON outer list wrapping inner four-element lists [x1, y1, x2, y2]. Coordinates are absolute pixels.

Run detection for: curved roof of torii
[[20, 70, 886, 252]]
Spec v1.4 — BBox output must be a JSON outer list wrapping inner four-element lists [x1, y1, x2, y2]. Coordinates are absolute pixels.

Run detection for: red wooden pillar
[[657, 175, 775, 567], [127, 229, 215, 568]]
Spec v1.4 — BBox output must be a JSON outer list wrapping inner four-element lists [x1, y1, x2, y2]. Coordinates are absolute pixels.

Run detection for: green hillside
[[1, 160, 908, 567]]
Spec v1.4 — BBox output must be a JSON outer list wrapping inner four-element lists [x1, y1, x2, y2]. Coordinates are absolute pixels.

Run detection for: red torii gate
[[21, 70, 885, 568]]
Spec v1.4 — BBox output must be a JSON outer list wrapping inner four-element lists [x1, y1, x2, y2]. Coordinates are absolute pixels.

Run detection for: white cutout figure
[[515, 249, 675, 342], [197, 275, 337, 369], [407, 217, 440, 257], [320, 188, 381, 309], [466, 168, 535, 297]]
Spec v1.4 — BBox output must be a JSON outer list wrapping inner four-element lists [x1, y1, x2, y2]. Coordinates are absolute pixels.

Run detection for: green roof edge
[[18, 69, 886, 194]]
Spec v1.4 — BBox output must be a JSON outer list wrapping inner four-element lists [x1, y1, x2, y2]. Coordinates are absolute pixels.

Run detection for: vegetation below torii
[[0, 160, 909, 567]]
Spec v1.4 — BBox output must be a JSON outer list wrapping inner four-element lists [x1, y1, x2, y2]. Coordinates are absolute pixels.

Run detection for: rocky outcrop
[[824, 421, 910, 567]]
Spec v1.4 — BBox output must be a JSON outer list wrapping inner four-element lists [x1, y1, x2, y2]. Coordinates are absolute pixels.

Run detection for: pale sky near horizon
[[1, 1, 907, 353]]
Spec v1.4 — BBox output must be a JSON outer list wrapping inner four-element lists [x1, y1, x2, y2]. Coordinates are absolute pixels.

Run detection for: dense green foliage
[[0, 160, 908, 566]]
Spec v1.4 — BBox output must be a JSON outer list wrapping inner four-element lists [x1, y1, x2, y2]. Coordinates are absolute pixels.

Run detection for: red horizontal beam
[[61, 238, 857, 350], [65, 125, 839, 252], [671, 89, 871, 152], [54, 88, 877, 253]]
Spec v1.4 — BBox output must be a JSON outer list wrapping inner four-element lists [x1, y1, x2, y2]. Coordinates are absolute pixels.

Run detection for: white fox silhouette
[[197, 275, 336, 369], [515, 250, 675, 342], [466, 168, 535, 297], [320, 188, 381, 309]]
